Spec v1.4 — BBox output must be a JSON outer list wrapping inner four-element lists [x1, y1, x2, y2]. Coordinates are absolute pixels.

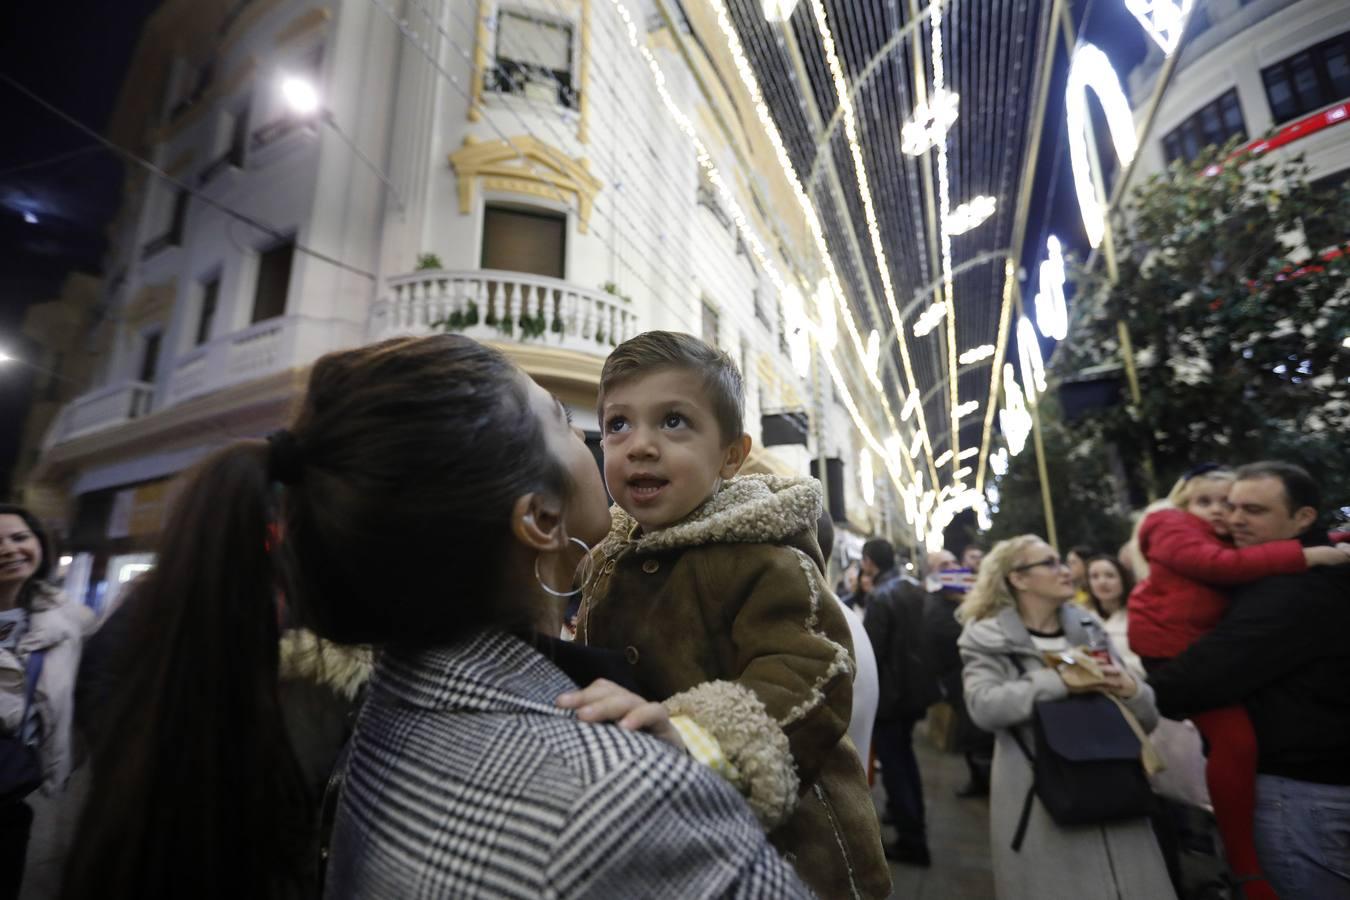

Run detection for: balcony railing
[[167, 315, 296, 406], [47, 381, 155, 446], [372, 269, 637, 354]]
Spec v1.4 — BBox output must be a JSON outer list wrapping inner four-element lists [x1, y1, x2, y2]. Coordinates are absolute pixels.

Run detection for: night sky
[[0, 0, 164, 491], [0, 0, 1150, 500]]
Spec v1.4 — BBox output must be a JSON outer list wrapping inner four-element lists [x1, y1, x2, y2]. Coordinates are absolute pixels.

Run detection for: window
[[753, 286, 771, 327], [1161, 89, 1247, 165], [481, 206, 565, 277], [701, 301, 720, 348], [138, 331, 162, 384], [1261, 32, 1350, 124], [777, 298, 789, 354], [488, 11, 578, 110], [251, 240, 294, 323], [142, 189, 190, 258], [196, 276, 220, 346]]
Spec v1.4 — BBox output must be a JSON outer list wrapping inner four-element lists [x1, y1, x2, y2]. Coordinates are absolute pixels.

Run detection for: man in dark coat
[[1150, 462, 1350, 900], [861, 538, 938, 865], [921, 554, 993, 798]]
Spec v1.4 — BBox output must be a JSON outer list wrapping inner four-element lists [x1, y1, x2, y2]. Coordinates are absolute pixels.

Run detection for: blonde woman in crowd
[[957, 535, 1174, 900]]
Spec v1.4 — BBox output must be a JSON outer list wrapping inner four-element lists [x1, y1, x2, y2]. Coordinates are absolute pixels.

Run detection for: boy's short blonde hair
[[599, 331, 745, 444], [1167, 467, 1236, 508]]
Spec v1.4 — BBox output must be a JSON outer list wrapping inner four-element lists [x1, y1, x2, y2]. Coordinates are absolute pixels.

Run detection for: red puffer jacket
[[1126, 508, 1307, 659]]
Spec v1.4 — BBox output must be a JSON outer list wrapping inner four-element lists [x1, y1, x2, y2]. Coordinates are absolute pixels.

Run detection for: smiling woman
[[0, 505, 90, 899]]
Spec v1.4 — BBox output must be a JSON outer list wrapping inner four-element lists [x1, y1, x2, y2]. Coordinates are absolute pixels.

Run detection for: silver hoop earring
[[535, 536, 594, 598]]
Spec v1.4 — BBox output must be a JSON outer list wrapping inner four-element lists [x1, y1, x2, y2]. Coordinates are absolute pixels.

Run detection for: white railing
[[49, 381, 155, 445], [371, 269, 638, 354], [166, 315, 295, 406]]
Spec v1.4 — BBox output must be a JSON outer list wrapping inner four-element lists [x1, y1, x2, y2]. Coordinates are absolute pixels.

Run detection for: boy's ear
[[511, 493, 568, 553], [719, 433, 753, 480]]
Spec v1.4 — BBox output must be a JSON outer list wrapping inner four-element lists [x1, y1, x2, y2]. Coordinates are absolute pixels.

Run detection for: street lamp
[[278, 75, 405, 213], [0, 350, 12, 364]]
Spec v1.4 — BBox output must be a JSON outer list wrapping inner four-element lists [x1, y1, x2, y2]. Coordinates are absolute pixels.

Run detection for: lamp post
[[278, 76, 406, 215]]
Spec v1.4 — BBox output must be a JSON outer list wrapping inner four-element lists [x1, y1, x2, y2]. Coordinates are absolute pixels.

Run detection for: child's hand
[[1305, 545, 1350, 567], [557, 679, 686, 752]]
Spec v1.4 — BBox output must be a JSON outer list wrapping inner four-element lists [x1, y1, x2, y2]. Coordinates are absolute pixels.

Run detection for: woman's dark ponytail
[[66, 442, 311, 900]]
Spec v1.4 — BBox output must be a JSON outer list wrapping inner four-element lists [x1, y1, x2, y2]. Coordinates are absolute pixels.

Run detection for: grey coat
[[958, 605, 1176, 900]]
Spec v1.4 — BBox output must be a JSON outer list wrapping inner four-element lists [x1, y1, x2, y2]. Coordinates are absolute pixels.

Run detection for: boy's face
[[601, 368, 746, 532]]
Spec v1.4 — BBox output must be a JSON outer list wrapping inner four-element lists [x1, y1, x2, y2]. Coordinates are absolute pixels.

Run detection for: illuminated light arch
[[859, 449, 876, 506], [1065, 43, 1138, 248], [1124, 0, 1195, 56], [1000, 364, 1032, 457], [1017, 316, 1047, 402], [1034, 235, 1069, 341]]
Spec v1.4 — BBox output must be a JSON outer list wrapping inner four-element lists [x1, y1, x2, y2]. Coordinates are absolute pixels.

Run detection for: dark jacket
[[578, 475, 890, 900], [921, 589, 992, 753], [1149, 546, 1350, 786], [863, 570, 939, 721]]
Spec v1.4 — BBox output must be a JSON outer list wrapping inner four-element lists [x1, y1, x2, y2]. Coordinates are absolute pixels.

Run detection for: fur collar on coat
[[278, 630, 374, 700], [598, 474, 823, 559]]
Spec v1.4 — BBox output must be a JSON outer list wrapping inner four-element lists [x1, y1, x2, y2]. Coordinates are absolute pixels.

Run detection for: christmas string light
[[946, 195, 997, 235], [958, 344, 996, 365], [1000, 364, 1032, 456]]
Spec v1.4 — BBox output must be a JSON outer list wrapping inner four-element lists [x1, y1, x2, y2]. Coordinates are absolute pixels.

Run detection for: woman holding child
[[65, 335, 810, 899], [957, 535, 1175, 900], [577, 331, 890, 899]]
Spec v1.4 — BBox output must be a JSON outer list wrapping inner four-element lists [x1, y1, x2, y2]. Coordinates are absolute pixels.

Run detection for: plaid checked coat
[[324, 629, 811, 899]]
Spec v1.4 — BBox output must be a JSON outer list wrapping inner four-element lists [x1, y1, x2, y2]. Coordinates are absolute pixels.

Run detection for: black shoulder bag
[[0, 650, 47, 804], [1006, 654, 1152, 851]]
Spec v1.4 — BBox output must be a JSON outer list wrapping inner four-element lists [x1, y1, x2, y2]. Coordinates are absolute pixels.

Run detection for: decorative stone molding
[[448, 135, 602, 233]]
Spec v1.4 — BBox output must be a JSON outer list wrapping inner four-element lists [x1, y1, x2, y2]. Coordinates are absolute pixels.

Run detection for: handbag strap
[[1006, 652, 1037, 853]]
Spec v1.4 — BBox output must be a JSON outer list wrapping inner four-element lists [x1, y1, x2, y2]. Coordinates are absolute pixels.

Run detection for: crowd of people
[[0, 330, 1346, 899]]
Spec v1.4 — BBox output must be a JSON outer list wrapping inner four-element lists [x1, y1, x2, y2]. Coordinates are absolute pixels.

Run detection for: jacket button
[[624, 645, 640, 665], [641, 559, 660, 574]]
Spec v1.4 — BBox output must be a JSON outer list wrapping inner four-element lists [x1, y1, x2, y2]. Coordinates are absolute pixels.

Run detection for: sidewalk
[[878, 735, 995, 899]]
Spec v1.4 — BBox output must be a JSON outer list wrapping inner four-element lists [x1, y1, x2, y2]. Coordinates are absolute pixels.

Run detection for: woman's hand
[[1305, 545, 1350, 567], [1096, 663, 1138, 699], [557, 679, 686, 752]]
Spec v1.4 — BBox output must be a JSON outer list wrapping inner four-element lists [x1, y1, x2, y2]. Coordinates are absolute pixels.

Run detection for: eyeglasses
[[1011, 556, 1066, 574]]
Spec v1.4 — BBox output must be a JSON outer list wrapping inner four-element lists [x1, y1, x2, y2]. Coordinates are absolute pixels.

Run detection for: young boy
[[573, 331, 890, 899]]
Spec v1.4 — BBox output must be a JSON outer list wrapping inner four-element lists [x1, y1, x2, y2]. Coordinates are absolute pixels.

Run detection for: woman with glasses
[[956, 535, 1174, 900]]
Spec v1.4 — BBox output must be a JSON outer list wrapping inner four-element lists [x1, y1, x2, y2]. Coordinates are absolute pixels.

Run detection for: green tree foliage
[[986, 398, 1132, 553], [1061, 142, 1350, 519]]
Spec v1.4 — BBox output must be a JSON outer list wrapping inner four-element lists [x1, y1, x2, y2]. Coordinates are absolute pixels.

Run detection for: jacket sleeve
[[1147, 510, 1306, 586], [546, 748, 812, 899], [665, 546, 853, 829], [960, 642, 1068, 733], [1149, 574, 1319, 719]]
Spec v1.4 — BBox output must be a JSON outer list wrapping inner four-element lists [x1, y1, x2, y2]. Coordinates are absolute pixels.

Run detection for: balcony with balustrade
[[371, 269, 638, 358]]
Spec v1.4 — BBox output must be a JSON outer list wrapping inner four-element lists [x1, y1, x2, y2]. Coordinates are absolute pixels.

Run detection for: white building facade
[[1126, 0, 1350, 198], [27, 0, 895, 602]]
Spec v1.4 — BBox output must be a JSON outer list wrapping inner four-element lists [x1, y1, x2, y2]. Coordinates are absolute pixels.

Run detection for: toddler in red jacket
[[1128, 464, 1350, 900]]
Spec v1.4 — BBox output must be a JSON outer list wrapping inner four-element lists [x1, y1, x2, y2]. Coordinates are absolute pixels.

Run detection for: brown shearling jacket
[[577, 475, 891, 900]]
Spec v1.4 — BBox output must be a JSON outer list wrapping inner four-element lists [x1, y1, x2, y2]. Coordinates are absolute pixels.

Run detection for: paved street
[[879, 727, 995, 900]]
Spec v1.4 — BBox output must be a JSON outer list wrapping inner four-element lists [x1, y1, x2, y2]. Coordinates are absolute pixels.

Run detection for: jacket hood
[[278, 629, 374, 700], [600, 474, 823, 557]]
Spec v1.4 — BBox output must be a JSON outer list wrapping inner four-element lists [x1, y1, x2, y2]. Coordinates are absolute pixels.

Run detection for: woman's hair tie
[[266, 430, 304, 485]]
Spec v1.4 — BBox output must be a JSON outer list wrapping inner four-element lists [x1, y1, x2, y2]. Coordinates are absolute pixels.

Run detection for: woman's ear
[[511, 493, 567, 553], [719, 433, 753, 480]]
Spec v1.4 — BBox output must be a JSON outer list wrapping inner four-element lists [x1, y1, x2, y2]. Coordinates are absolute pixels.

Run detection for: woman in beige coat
[[957, 534, 1175, 900]]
